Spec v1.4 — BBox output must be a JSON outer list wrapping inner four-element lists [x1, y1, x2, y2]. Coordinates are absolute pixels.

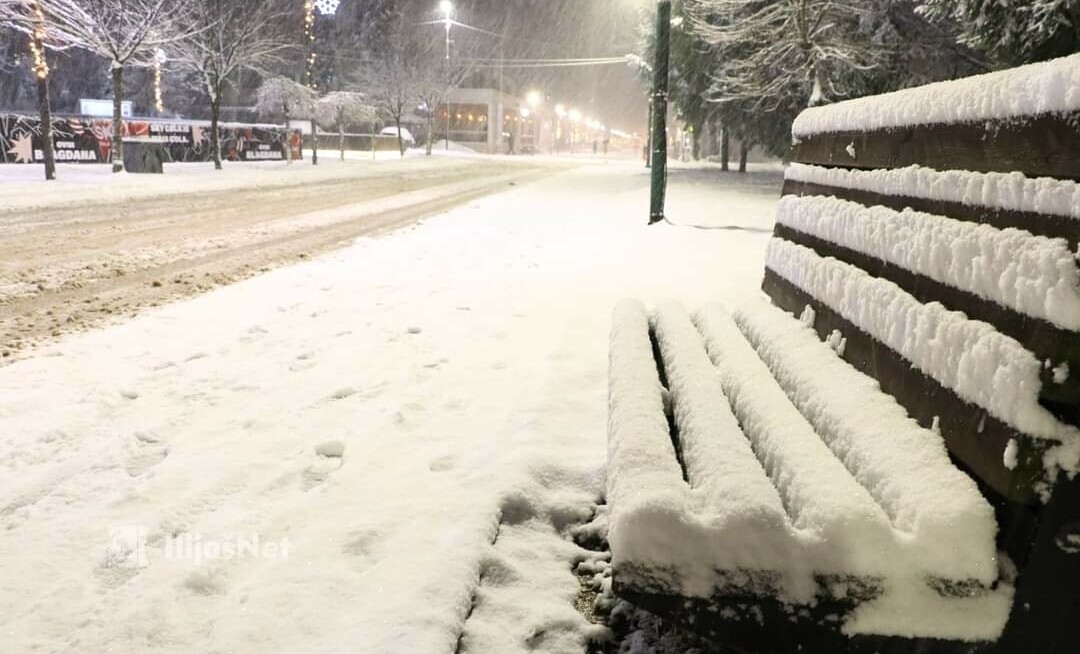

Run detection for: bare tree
[[171, 0, 293, 170], [0, 0, 59, 179], [358, 45, 419, 158], [413, 51, 476, 156], [255, 76, 316, 164], [18, 0, 195, 172], [316, 91, 375, 161]]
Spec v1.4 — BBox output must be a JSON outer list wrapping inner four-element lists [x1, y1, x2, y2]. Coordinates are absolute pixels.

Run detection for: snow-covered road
[[0, 157, 558, 360], [0, 160, 782, 654]]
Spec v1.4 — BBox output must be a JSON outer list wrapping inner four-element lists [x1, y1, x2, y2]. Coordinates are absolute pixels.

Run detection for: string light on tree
[[153, 49, 167, 114], [28, 0, 49, 80], [313, 0, 339, 14], [303, 0, 317, 90]]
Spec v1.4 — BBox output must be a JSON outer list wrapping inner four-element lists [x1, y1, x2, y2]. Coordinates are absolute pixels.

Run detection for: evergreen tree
[[917, 0, 1080, 65]]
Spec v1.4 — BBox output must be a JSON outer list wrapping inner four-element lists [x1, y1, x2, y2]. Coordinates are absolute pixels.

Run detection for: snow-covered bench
[[608, 54, 1080, 653]]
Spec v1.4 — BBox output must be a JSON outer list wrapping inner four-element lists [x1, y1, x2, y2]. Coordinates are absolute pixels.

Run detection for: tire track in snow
[[0, 164, 561, 363]]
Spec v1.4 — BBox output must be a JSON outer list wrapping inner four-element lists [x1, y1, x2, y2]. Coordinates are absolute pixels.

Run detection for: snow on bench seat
[[607, 300, 1010, 640], [608, 300, 790, 599]]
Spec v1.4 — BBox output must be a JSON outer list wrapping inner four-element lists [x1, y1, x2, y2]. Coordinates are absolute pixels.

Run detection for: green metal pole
[[649, 0, 671, 225]]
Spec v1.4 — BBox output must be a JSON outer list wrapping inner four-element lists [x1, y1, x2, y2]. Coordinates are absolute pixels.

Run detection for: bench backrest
[[766, 54, 1080, 653]]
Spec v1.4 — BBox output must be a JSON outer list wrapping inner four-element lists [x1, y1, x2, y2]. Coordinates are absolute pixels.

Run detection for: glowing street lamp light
[[526, 90, 543, 108], [568, 109, 582, 123], [519, 106, 531, 119], [439, 1, 453, 60], [554, 104, 567, 119]]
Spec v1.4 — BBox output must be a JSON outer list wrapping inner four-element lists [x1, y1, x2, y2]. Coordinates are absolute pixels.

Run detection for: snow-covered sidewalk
[[0, 161, 782, 653]]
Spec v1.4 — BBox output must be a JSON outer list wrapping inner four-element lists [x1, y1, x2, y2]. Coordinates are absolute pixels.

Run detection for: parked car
[[379, 126, 416, 149]]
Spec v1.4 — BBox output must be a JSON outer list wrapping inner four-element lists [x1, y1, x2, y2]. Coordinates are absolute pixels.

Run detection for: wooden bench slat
[[652, 302, 787, 517], [781, 178, 1080, 250], [694, 303, 895, 541], [791, 111, 1080, 180], [772, 223, 1080, 419], [762, 268, 1042, 503]]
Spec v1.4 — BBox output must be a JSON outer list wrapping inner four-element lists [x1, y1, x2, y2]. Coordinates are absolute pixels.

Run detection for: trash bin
[[122, 138, 169, 174]]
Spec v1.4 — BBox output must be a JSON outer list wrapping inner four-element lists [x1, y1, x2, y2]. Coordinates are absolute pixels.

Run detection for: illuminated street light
[[439, 1, 453, 60], [554, 104, 567, 119], [526, 90, 543, 108], [568, 109, 582, 123], [520, 106, 531, 118]]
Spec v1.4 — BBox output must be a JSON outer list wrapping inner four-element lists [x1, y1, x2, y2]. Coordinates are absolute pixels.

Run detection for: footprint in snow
[[182, 567, 227, 596], [125, 432, 169, 477], [342, 529, 382, 562], [327, 387, 358, 401], [429, 455, 455, 473], [302, 440, 346, 491], [290, 351, 318, 373]]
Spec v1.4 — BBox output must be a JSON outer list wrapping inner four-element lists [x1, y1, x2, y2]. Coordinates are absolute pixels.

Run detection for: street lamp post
[[440, 1, 453, 150], [440, 0, 453, 60], [554, 104, 566, 154], [526, 90, 542, 152], [649, 0, 672, 225]]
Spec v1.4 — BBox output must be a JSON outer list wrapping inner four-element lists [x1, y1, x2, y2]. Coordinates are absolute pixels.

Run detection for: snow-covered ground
[[0, 150, 467, 212], [0, 159, 782, 653]]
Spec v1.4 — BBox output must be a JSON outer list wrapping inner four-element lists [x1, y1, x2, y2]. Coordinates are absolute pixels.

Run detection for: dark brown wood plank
[[761, 268, 1047, 504], [791, 111, 1080, 180], [772, 225, 1080, 421], [782, 179, 1080, 250]]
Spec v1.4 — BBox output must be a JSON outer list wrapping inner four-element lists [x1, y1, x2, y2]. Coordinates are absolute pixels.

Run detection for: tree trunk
[[284, 109, 293, 164], [395, 116, 404, 157], [339, 117, 345, 162], [37, 74, 55, 181], [310, 118, 318, 165], [691, 121, 702, 162], [210, 92, 222, 170], [739, 142, 749, 173], [720, 124, 730, 172], [425, 114, 433, 156], [111, 65, 124, 173]]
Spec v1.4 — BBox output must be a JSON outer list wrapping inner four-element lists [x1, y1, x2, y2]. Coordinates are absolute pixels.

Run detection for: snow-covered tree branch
[[255, 77, 316, 164], [316, 91, 375, 161], [171, 0, 294, 170], [689, 0, 885, 110], [21, 0, 198, 172], [916, 0, 1080, 64]]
